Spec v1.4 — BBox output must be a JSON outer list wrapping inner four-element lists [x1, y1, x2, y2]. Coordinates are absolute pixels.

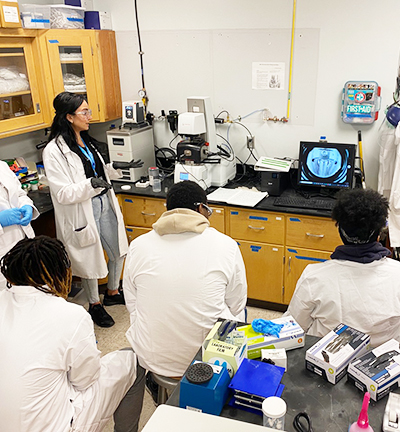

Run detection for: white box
[[305, 324, 371, 385], [348, 339, 400, 401], [237, 316, 305, 359], [261, 348, 287, 371], [20, 4, 50, 29], [84, 10, 112, 30], [64, 0, 93, 10], [50, 4, 84, 29]]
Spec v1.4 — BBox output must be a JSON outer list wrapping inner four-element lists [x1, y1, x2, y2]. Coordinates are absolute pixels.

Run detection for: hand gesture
[[19, 205, 33, 226], [113, 159, 144, 170], [91, 177, 112, 190], [0, 208, 23, 228]]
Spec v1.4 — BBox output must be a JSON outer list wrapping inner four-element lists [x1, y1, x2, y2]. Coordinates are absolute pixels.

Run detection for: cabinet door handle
[[306, 232, 324, 238], [288, 256, 291, 273], [141, 211, 156, 216], [248, 225, 265, 230]]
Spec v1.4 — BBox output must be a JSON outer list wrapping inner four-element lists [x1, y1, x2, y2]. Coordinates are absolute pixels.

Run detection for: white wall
[[2, 0, 400, 189], [96, 0, 400, 189]]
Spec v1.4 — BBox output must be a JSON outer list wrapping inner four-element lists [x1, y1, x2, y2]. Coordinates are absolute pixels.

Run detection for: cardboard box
[[202, 321, 247, 378], [347, 339, 400, 401], [261, 348, 287, 371], [84, 11, 112, 30], [0, 0, 21, 28], [305, 324, 371, 384], [237, 316, 305, 359]]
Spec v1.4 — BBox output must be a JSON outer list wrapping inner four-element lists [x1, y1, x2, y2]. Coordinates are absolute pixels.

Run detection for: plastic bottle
[[349, 392, 374, 432]]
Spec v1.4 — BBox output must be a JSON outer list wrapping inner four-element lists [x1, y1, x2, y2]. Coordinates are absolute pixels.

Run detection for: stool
[[151, 373, 180, 405]]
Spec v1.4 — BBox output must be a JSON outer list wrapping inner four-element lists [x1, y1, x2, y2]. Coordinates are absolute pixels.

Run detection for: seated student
[[284, 188, 400, 347], [124, 181, 247, 384], [0, 236, 145, 432]]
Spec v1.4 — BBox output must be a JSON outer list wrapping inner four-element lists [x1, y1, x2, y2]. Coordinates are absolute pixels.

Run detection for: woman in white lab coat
[[43, 92, 142, 327], [0, 160, 39, 289]]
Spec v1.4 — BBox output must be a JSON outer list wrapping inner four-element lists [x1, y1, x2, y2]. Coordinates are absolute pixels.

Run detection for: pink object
[[349, 392, 374, 432]]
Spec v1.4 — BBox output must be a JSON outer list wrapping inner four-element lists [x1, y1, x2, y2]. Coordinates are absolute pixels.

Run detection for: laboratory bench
[[27, 177, 341, 307], [166, 335, 396, 432]]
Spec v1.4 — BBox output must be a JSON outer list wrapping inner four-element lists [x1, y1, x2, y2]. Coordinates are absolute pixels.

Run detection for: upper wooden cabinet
[[0, 29, 51, 138], [38, 29, 122, 123], [0, 28, 122, 138]]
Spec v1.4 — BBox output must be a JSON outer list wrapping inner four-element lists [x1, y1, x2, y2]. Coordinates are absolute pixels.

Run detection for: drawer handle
[[288, 256, 291, 273], [306, 232, 325, 238], [141, 211, 156, 216], [248, 225, 265, 230]]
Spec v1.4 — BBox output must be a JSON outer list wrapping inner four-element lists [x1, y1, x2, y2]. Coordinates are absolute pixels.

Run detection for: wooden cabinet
[[283, 214, 341, 304], [228, 208, 285, 304], [209, 205, 225, 232], [39, 29, 121, 123], [0, 29, 51, 138]]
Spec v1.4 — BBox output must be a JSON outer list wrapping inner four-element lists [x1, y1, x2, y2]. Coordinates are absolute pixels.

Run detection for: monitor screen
[[298, 141, 356, 189]]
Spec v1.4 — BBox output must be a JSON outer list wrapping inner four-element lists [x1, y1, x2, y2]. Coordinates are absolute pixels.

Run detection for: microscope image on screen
[[308, 148, 340, 178], [298, 141, 356, 189]]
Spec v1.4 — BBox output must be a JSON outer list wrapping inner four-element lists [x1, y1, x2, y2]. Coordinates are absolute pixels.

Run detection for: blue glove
[[251, 319, 284, 338], [20, 205, 33, 226], [0, 208, 23, 228]]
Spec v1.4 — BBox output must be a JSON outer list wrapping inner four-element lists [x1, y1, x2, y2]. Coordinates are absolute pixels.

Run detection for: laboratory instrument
[[106, 126, 155, 183], [383, 392, 400, 432], [122, 100, 145, 125], [174, 97, 236, 189]]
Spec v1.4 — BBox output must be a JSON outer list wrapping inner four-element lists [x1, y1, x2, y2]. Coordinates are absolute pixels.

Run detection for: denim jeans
[[81, 193, 124, 304]]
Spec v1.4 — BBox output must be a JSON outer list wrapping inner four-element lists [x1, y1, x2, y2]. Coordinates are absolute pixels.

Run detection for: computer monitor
[[297, 141, 356, 189]]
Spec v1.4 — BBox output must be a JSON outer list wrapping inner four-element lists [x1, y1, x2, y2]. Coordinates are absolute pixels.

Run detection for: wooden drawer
[[122, 195, 166, 227], [209, 205, 225, 233], [228, 208, 285, 245], [286, 214, 340, 252], [126, 226, 151, 243]]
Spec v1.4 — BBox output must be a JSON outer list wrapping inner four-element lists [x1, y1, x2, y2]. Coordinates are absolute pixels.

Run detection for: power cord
[[293, 412, 313, 432]]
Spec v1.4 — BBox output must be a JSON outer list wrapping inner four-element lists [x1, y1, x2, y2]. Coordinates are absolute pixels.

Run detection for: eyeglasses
[[195, 202, 213, 216], [75, 109, 92, 118]]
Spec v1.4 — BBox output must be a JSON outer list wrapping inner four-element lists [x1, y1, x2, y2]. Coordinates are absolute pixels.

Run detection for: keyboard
[[273, 196, 336, 211]]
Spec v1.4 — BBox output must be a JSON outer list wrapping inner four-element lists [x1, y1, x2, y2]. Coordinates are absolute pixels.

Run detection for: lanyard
[[79, 138, 98, 176]]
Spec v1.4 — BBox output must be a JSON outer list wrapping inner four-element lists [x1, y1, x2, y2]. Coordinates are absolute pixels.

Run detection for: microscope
[[174, 97, 236, 190]]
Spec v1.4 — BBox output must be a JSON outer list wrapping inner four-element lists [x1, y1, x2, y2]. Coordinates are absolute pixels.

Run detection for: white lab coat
[[124, 209, 248, 377], [0, 285, 137, 432], [0, 161, 39, 289], [378, 122, 400, 246], [42, 137, 128, 279], [284, 258, 400, 347]]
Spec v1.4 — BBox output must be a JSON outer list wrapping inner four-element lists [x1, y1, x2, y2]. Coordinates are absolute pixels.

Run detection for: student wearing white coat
[[0, 236, 145, 432], [124, 181, 247, 389], [43, 92, 143, 327], [0, 160, 38, 289], [284, 188, 400, 347]]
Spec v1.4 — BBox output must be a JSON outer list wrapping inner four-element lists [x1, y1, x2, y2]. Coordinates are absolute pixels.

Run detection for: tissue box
[[0, 0, 21, 27], [305, 323, 371, 384], [179, 361, 231, 415], [347, 339, 400, 401], [64, 0, 93, 10], [202, 321, 247, 378], [20, 4, 50, 29], [237, 316, 305, 359], [261, 348, 287, 371], [50, 4, 84, 29], [84, 11, 112, 29]]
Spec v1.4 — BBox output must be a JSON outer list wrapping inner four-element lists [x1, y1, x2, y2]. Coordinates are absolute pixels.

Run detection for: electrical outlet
[[247, 136, 255, 150]]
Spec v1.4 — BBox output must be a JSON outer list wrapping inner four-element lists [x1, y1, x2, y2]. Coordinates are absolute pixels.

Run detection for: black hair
[[166, 181, 207, 211], [48, 92, 86, 150], [0, 236, 72, 299], [331, 188, 389, 244]]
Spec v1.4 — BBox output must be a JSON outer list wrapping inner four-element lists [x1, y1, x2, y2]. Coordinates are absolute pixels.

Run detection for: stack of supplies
[[228, 358, 285, 414]]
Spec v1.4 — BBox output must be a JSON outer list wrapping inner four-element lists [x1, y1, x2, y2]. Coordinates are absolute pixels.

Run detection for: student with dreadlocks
[[43, 92, 143, 328], [0, 236, 145, 432], [0, 161, 39, 290]]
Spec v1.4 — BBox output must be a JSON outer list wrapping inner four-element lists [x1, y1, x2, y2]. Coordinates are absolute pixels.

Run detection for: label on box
[[3, 5, 19, 22]]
